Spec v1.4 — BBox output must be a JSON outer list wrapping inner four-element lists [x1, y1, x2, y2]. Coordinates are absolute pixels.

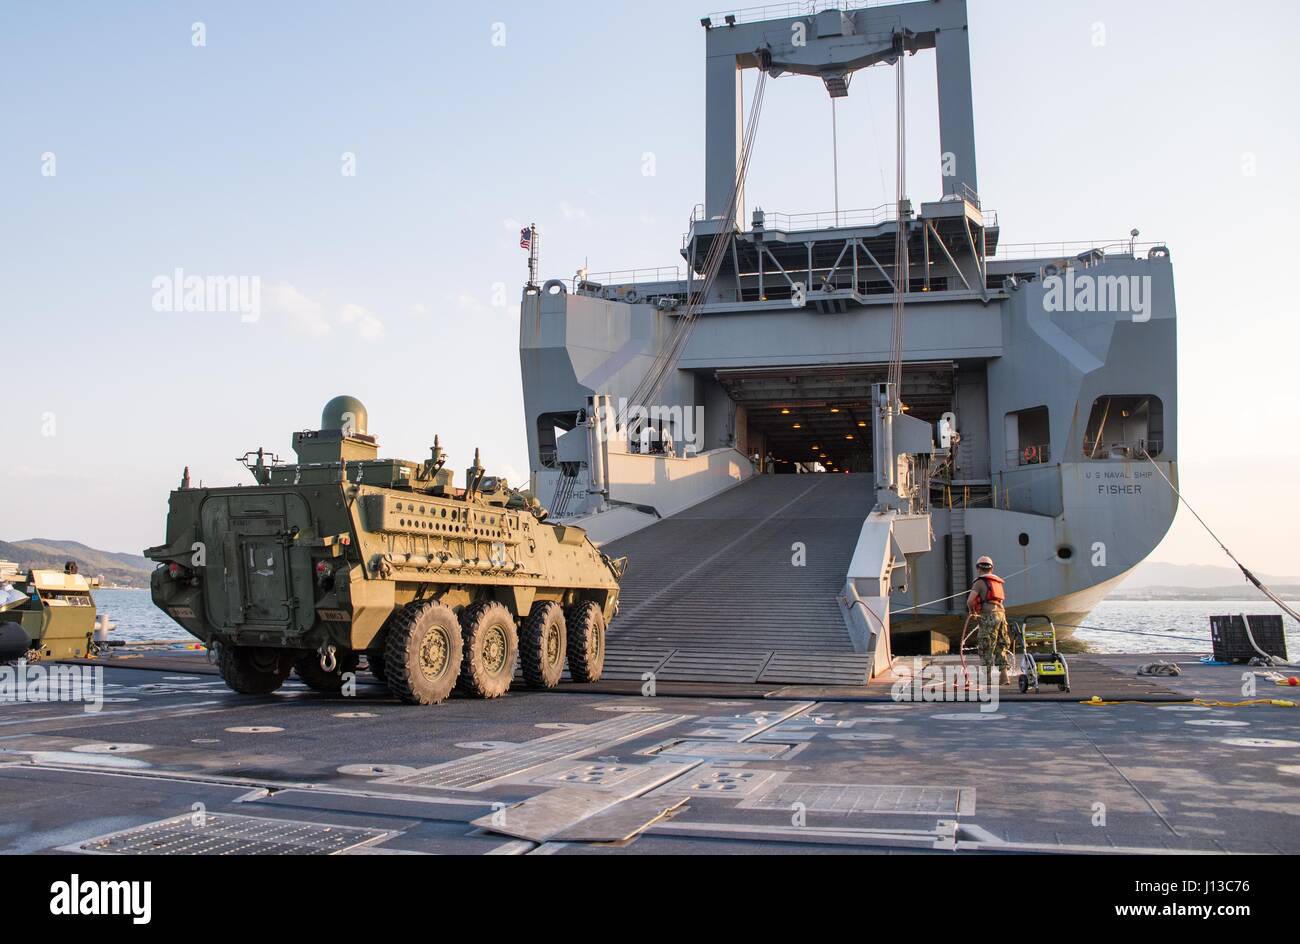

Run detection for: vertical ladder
[[948, 506, 968, 613]]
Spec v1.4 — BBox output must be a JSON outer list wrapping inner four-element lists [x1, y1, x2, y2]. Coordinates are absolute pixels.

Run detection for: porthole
[[1018, 533, 1029, 547], [1056, 545, 1074, 561]]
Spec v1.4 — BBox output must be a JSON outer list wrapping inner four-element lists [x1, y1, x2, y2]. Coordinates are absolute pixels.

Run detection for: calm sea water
[[1069, 599, 1299, 655], [95, 588, 1299, 656]]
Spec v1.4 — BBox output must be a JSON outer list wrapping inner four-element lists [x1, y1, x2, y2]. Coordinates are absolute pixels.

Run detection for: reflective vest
[[971, 574, 1005, 613]]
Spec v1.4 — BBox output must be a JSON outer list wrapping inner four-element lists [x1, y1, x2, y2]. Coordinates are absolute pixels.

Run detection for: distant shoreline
[[1107, 589, 1299, 603]]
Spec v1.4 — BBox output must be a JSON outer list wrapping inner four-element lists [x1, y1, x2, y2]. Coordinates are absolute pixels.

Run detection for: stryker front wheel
[[566, 601, 606, 683], [520, 601, 567, 689]]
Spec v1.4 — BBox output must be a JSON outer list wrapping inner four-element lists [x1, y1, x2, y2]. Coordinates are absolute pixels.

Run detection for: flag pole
[[527, 223, 539, 289]]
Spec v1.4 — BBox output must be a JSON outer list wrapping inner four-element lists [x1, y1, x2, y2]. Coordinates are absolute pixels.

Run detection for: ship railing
[[1007, 444, 1052, 467], [989, 239, 1169, 263], [685, 200, 997, 246], [690, 201, 898, 232], [1082, 438, 1164, 460], [704, 1, 883, 26], [754, 204, 900, 231], [575, 267, 683, 291]]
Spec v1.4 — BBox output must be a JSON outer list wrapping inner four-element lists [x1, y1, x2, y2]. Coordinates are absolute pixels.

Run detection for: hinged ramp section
[[601, 474, 875, 685]]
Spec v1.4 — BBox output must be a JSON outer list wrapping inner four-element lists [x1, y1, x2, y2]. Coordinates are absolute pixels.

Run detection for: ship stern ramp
[[601, 473, 881, 687]]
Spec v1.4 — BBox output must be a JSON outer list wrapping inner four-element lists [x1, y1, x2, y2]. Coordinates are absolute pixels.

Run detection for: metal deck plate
[[551, 795, 688, 842], [738, 783, 976, 816], [649, 763, 785, 798], [470, 763, 697, 842], [643, 738, 795, 759], [379, 712, 691, 790], [76, 813, 395, 855]]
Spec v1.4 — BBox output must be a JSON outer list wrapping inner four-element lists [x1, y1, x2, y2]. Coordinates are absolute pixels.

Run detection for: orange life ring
[[1022, 445, 1038, 462]]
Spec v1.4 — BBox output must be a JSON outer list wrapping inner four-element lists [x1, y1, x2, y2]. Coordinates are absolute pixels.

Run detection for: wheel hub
[[483, 625, 508, 674], [419, 627, 449, 681]]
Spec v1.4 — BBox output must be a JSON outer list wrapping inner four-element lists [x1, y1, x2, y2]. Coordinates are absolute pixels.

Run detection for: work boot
[[998, 668, 1009, 686]]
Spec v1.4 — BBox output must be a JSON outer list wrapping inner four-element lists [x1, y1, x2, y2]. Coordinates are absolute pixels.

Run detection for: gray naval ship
[[520, 0, 1176, 681]]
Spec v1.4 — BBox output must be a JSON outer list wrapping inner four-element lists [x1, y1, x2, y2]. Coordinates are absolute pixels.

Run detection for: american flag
[[519, 226, 531, 250]]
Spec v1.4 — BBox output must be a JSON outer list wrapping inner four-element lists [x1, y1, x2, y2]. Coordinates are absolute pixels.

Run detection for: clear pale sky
[[2, 0, 1297, 574]]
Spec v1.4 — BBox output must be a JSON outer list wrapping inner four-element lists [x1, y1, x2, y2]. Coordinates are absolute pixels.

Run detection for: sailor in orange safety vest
[[967, 555, 1011, 685]]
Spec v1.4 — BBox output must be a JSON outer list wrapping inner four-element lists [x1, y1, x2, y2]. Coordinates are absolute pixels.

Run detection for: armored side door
[[200, 492, 315, 633]]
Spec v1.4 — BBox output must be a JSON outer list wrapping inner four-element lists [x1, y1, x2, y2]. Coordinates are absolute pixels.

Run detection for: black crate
[[1209, 614, 1288, 662]]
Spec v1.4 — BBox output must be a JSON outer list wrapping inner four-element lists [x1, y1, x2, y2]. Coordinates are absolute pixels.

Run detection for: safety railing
[[754, 204, 899, 231], [690, 202, 900, 232], [688, 200, 995, 235], [576, 267, 682, 290], [989, 239, 1169, 263], [1082, 438, 1163, 460], [704, 1, 881, 26]]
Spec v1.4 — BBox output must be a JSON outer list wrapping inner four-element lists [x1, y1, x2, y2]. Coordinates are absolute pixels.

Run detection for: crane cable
[[1141, 449, 1298, 666], [627, 67, 770, 440], [888, 44, 907, 400]]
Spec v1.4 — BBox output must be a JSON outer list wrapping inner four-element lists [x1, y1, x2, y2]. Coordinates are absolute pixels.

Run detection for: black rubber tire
[[365, 650, 387, 682], [1017, 674, 1028, 693], [218, 645, 292, 695], [293, 651, 361, 692], [457, 601, 518, 698], [565, 600, 606, 683], [0, 621, 30, 663], [520, 601, 567, 689], [383, 600, 464, 705]]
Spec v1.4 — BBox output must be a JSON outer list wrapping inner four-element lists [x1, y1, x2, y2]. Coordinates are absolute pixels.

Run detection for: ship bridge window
[[536, 411, 580, 469], [1083, 395, 1163, 459], [1005, 405, 1050, 466]]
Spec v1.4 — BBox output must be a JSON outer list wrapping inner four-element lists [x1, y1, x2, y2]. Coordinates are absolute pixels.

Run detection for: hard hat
[[976, 555, 994, 569]]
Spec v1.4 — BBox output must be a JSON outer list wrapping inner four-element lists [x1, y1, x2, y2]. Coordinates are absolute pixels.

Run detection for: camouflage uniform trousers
[[977, 607, 1011, 672]]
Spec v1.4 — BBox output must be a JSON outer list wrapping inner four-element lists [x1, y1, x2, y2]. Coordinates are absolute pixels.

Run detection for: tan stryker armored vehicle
[[0, 560, 99, 663], [145, 397, 625, 704]]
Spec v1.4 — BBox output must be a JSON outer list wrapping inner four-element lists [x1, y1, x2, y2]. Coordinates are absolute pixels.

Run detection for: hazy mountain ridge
[[1111, 560, 1300, 601], [1119, 560, 1299, 590], [0, 538, 153, 588]]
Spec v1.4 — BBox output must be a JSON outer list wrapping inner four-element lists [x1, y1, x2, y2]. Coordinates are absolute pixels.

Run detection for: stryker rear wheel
[[218, 645, 293, 695], [384, 600, 464, 705], [294, 651, 360, 692], [520, 601, 567, 689], [457, 601, 518, 698]]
